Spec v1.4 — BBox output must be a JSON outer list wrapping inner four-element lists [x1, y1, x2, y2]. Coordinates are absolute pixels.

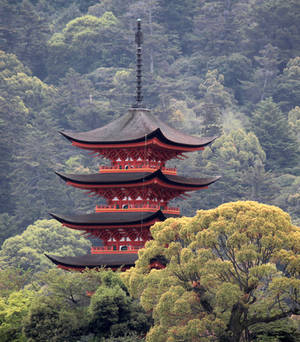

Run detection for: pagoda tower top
[[133, 18, 144, 108], [47, 18, 220, 271], [59, 108, 216, 148]]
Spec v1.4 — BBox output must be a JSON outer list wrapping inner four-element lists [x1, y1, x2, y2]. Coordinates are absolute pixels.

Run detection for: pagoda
[[46, 20, 219, 271]]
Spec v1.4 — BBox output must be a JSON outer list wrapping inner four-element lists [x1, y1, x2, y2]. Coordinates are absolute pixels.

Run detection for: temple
[[46, 20, 219, 271]]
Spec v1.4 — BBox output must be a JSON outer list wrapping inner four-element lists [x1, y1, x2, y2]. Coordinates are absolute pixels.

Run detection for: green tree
[[208, 53, 252, 104], [0, 0, 50, 78], [250, 318, 300, 341], [0, 50, 67, 233], [50, 68, 115, 130], [23, 269, 95, 342], [275, 57, 300, 112], [192, 0, 248, 56], [88, 283, 151, 339], [123, 201, 300, 342], [0, 289, 34, 341], [157, 0, 196, 51], [0, 50, 33, 216], [241, 44, 280, 105], [23, 269, 151, 341], [0, 267, 31, 298], [0, 219, 91, 272], [273, 174, 300, 226], [247, 0, 300, 62], [0, 213, 18, 247], [288, 106, 300, 142], [251, 97, 299, 171], [47, 12, 131, 78], [182, 129, 275, 214], [195, 69, 235, 136]]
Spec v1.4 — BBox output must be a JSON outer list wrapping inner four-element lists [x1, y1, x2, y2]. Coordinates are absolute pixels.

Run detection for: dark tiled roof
[[56, 169, 220, 188], [50, 210, 178, 226], [60, 108, 216, 147], [45, 253, 138, 268]]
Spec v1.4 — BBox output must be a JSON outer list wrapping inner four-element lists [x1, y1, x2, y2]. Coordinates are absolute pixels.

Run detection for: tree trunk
[[225, 302, 245, 342]]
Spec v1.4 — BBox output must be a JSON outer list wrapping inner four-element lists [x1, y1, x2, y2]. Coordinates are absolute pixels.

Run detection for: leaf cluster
[[123, 201, 300, 342]]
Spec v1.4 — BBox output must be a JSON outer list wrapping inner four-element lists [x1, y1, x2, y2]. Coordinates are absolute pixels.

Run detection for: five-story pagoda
[[46, 20, 219, 271]]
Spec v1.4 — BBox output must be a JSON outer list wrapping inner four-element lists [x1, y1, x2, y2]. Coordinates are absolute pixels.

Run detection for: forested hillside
[[1, 0, 300, 244], [0, 1, 300, 340]]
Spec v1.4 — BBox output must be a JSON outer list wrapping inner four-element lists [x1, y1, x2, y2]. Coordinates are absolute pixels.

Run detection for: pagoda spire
[[134, 19, 143, 108], [48, 18, 219, 272]]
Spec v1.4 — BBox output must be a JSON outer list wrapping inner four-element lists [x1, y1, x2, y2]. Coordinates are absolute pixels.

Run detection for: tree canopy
[[122, 201, 300, 342], [1, 0, 300, 339], [1, 0, 300, 239], [0, 219, 91, 271]]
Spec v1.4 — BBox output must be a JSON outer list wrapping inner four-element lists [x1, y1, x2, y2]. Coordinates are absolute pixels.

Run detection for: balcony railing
[[95, 204, 180, 214], [99, 164, 177, 175], [91, 246, 141, 254]]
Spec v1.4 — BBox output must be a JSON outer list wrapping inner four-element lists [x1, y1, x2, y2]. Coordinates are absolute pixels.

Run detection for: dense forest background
[[1, 0, 300, 247], [0, 1, 300, 341]]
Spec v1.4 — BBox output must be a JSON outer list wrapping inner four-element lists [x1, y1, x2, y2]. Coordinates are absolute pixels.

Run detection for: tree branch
[[246, 310, 298, 328]]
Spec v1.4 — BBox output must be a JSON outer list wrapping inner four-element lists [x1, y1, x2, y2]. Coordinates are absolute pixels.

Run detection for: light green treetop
[[0, 219, 91, 272], [122, 201, 300, 342]]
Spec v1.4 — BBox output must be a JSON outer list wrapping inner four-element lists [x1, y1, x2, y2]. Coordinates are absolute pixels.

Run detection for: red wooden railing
[[91, 246, 141, 254], [99, 164, 177, 175], [95, 204, 180, 214]]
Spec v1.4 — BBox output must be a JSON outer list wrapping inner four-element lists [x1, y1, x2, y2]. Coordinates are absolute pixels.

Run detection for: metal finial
[[134, 19, 143, 107]]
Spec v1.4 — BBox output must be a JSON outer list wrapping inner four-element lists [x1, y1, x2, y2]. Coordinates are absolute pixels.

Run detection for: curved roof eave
[[45, 253, 138, 268], [55, 170, 221, 188], [59, 109, 217, 148], [49, 210, 177, 226], [60, 128, 217, 149]]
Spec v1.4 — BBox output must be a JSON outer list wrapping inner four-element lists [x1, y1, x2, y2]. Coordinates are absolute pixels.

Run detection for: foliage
[[22, 269, 150, 341], [275, 57, 300, 112], [0, 267, 149, 341], [49, 68, 115, 131], [0, 0, 50, 78], [0, 289, 34, 342], [1, 0, 300, 235], [0, 1, 300, 340], [288, 106, 300, 142], [273, 174, 300, 225], [47, 12, 131, 78], [122, 201, 300, 342], [251, 97, 299, 171], [250, 318, 300, 342], [0, 267, 32, 298], [196, 69, 234, 136], [179, 129, 275, 215], [0, 219, 91, 271], [247, 0, 300, 62]]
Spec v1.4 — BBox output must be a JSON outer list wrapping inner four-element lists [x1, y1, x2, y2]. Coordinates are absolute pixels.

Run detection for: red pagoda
[[46, 20, 219, 271]]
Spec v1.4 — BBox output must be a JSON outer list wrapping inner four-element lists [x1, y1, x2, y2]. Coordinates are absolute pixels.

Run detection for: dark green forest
[[0, 0, 300, 341]]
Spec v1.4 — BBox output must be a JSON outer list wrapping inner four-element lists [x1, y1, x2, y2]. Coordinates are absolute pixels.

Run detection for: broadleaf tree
[[122, 201, 300, 342]]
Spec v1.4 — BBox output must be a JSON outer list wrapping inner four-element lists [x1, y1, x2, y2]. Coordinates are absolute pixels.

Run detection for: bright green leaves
[[0, 289, 34, 342], [124, 201, 300, 341], [87, 271, 151, 339], [216, 282, 242, 312], [0, 219, 91, 271], [47, 12, 130, 76], [89, 285, 130, 333], [0, 269, 151, 341]]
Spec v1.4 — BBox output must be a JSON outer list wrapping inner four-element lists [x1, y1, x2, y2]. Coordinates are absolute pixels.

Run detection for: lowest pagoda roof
[[60, 108, 216, 148], [45, 253, 138, 269], [56, 169, 220, 189], [50, 210, 178, 229]]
